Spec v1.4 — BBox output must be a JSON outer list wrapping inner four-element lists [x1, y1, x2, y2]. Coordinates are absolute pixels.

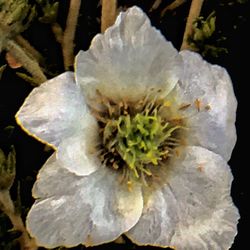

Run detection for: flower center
[[89, 91, 184, 186], [103, 111, 180, 178]]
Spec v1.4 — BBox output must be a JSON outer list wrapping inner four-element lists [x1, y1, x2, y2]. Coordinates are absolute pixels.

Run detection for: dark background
[[0, 0, 249, 249]]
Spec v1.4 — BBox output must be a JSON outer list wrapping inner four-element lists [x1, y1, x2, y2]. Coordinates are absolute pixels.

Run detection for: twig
[[180, 0, 204, 50], [150, 0, 162, 12], [51, 22, 64, 44], [101, 0, 117, 33], [16, 72, 40, 87], [6, 40, 47, 85], [15, 35, 43, 63], [161, 0, 187, 16], [62, 0, 81, 70], [0, 190, 38, 250]]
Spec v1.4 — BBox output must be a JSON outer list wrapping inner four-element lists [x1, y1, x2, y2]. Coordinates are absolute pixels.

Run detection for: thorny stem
[[6, 40, 47, 85], [101, 0, 117, 33], [62, 0, 81, 70], [15, 35, 43, 63], [0, 190, 38, 250], [180, 0, 204, 50], [161, 0, 187, 16]]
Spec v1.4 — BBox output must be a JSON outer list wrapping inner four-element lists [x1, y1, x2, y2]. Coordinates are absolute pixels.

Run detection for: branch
[[51, 22, 64, 44], [0, 190, 37, 250], [180, 0, 204, 50], [15, 35, 43, 63], [6, 40, 47, 85], [101, 0, 117, 33], [62, 0, 81, 70], [161, 0, 187, 16], [150, 0, 162, 12]]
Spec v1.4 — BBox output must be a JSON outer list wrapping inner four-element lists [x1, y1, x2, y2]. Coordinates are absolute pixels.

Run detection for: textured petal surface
[[32, 153, 79, 198], [16, 72, 86, 147], [28, 163, 143, 248], [75, 6, 182, 102], [126, 146, 239, 250], [56, 112, 101, 176], [169, 51, 237, 161]]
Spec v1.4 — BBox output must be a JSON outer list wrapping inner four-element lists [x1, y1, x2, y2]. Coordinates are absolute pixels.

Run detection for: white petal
[[57, 112, 101, 176], [170, 51, 237, 160], [32, 153, 79, 198], [27, 166, 143, 248], [16, 72, 87, 147], [75, 6, 182, 102], [126, 146, 239, 250]]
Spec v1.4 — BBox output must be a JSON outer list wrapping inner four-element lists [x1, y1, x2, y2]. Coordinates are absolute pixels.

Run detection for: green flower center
[[103, 110, 180, 178], [89, 91, 184, 186]]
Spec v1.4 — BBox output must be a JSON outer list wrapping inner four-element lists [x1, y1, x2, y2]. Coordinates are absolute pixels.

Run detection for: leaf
[[37, 0, 59, 23], [0, 146, 16, 191], [0, 0, 37, 35], [189, 11, 227, 58]]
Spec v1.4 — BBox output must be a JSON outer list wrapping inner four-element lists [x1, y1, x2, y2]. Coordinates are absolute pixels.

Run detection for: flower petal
[[28, 165, 143, 248], [169, 51, 237, 160], [32, 153, 79, 198], [16, 72, 86, 147], [56, 112, 101, 176], [126, 146, 239, 250], [75, 6, 182, 102], [33, 148, 100, 199]]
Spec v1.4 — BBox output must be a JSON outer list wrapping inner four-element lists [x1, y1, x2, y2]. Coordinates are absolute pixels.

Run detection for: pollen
[[164, 100, 172, 107]]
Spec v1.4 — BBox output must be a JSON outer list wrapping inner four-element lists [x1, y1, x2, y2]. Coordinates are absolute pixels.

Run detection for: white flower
[[16, 6, 239, 250]]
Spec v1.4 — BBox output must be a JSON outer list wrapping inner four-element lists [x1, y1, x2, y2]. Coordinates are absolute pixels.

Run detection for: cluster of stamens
[[89, 91, 184, 187]]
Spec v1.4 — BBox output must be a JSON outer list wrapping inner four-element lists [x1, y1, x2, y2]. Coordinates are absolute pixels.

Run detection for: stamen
[[91, 92, 185, 187], [194, 98, 201, 111], [140, 171, 149, 187], [179, 103, 191, 110]]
